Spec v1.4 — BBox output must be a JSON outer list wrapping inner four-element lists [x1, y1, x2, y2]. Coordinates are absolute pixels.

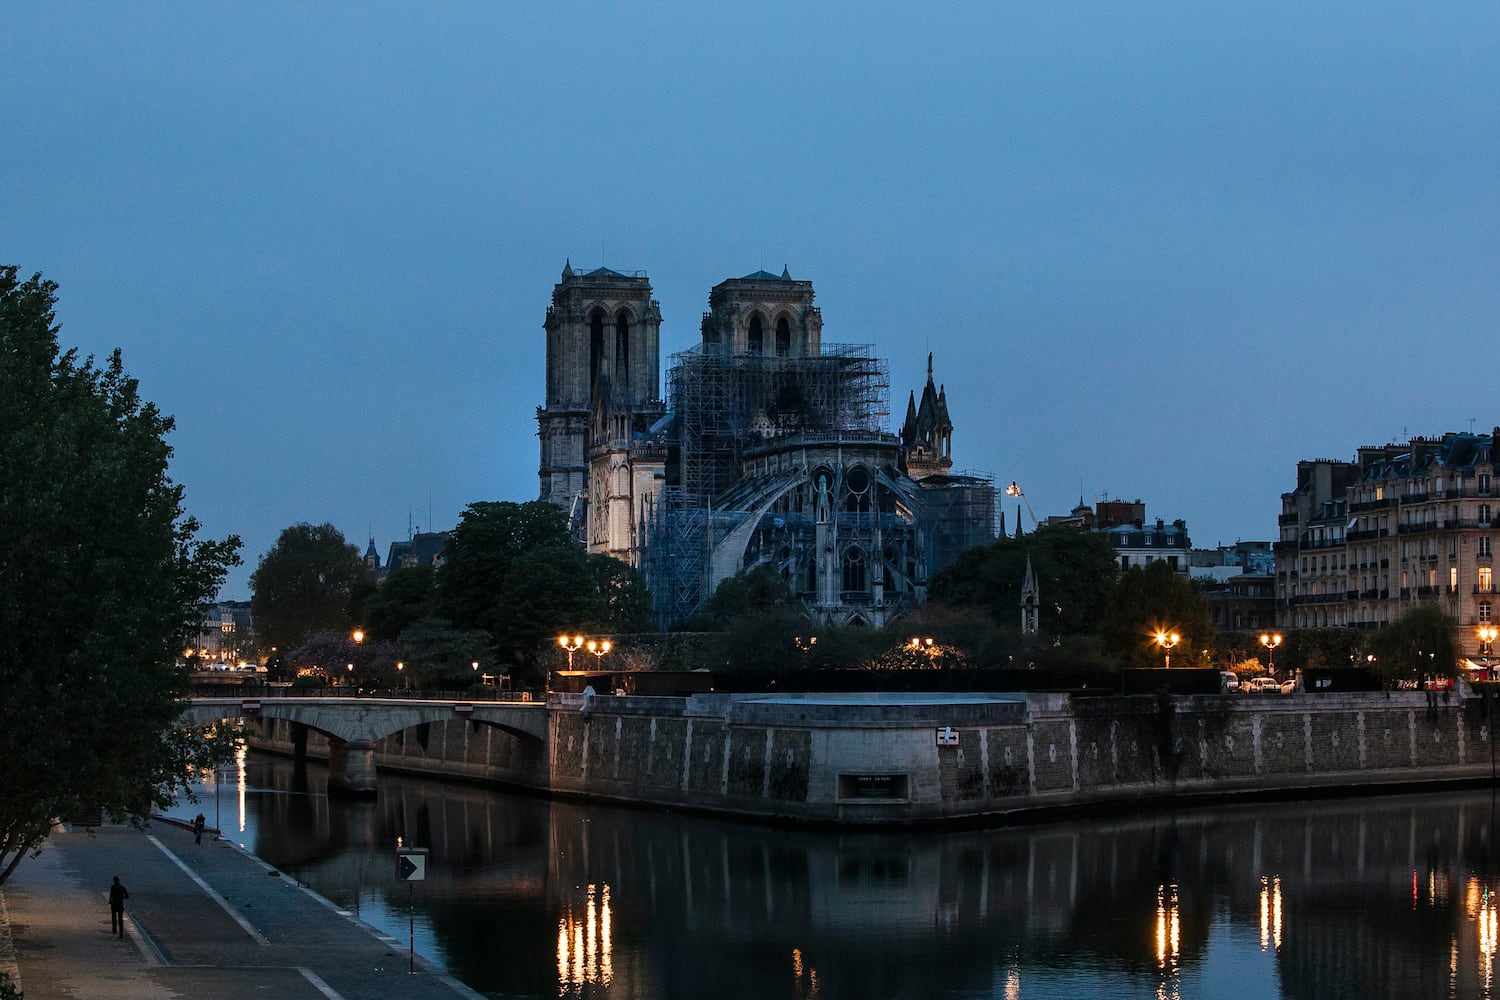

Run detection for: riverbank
[[241, 688, 1496, 826], [0, 816, 483, 1000]]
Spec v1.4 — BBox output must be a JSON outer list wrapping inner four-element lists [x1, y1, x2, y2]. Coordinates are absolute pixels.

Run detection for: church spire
[[1020, 555, 1039, 635]]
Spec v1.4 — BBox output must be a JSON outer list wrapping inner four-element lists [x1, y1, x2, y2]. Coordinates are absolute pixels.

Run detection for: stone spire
[[1020, 554, 1039, 635]]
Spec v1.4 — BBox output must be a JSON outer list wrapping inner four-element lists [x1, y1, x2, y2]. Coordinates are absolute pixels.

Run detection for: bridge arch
[[181, 697, 548, 795]]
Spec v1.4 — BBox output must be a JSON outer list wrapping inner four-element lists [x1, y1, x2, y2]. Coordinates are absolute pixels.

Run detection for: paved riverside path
[[1, 818, 484, 1000]]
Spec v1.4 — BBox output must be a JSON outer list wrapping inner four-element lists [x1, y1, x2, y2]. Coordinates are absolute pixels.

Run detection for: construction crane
[[1005, 481, 1040, 531]]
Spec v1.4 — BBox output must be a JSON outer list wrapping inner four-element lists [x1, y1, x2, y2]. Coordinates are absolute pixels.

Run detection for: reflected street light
[[1259, 633, 1283, 679], [1154, 630, 1180, 669]]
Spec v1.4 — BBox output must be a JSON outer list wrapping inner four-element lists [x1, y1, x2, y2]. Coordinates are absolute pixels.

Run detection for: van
[[1220, 671, 1240, 693], [1245, 677, 1281, 694]]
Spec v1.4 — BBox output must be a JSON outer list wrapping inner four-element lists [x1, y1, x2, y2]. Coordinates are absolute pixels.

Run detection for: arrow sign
[[396, 847, 428, 881]]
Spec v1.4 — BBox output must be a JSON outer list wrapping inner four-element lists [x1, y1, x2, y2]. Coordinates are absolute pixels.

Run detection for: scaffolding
[[914, 470, 1000, 573], [668, 343, 890, 509], [646, 343, 892, 626]]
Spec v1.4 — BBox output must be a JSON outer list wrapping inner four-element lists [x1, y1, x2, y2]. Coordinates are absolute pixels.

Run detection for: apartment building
[[1276, 429, 1497, 661]]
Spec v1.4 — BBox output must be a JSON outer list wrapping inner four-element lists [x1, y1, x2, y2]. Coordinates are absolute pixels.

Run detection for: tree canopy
[[1096, 560, 1215, 668], [0, 267, 240, 885], [928, 524, 1119, 638], [436, 501, 654, 685], [250, 522, 368, 657], [1367, 603, 1460, 684]]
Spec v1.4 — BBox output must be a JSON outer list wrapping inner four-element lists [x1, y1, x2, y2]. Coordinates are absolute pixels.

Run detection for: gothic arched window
[[589, 311, 605, 389], [614, 310, 630, 391], [842, 546, 866, 593], [748, 315, 765, 355], [775, 316, 791, 356]]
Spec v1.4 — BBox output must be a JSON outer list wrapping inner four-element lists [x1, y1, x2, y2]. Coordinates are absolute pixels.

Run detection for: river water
[[165, 752, 1500, 1000]]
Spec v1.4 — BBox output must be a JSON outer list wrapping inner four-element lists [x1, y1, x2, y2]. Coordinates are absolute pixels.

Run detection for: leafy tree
[[250, 523, 368, 657], [678, 564, 801, 631], [587, 554, 655, 634], [362, 564, 437, 641], [1096, 561, 1214, 668], [1368, 603, 1460, 686], [495, 545, 612, 683], [438, 500, 571, 636], [928, 525, 1119, 639], [396, 618, 493, 689], [0, 267, 240, 886]]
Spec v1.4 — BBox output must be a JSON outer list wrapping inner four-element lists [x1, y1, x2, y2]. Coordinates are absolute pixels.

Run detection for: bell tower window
[[748, 315, 765, 355], [775, 317, 791, 356], [589, 311, 605, 389], [614, 310, 630, 393]]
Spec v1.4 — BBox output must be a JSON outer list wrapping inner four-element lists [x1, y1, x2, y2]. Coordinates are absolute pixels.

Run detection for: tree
[[250, 523, 367, 657], [1096, 561, 1215, 668], [0, 267, 240, 886], [928, 525, 1119, 639], [437, 502, 654, 684], [437, 500, 571, 636], [1368, 604, 1460, 686], [362, 564, 437, 641], [396, 619, 493, 689]]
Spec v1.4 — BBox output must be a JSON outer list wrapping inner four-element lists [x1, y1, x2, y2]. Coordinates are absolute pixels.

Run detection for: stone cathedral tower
[[537, 262, 664, 533]]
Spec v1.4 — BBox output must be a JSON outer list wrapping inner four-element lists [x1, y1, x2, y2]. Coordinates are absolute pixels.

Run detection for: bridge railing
[[188, 683, 541, 703]]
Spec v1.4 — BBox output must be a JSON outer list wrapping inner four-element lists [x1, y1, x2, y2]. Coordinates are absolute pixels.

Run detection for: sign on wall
[[935, 726, 959, 747]]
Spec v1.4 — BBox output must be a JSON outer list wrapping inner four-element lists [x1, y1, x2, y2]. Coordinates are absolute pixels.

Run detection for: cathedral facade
[[537, 263, 996, 627]]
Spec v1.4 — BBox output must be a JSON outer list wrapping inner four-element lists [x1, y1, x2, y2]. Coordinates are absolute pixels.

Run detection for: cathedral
[[537, 263, 996, 627]]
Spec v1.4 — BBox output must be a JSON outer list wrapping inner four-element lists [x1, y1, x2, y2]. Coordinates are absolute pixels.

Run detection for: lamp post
[[396, 661, 405, 691], [586, 639, 612, 667], [1479, 626, 1498, 678], [558, 634, 585, 670], [1260, 632, 1283, 679], [1154, 630, 1180, 669]]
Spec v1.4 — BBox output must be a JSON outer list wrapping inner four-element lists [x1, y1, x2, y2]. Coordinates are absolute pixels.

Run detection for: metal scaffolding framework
[[668, 343, 890, 509], [644, 343, 892, 625]]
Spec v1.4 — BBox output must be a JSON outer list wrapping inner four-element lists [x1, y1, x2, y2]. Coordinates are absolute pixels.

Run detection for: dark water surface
[[167, 752, 1500, 999]]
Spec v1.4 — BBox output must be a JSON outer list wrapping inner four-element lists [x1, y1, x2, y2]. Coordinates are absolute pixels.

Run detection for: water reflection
[[166, 756, 1500, 1000]]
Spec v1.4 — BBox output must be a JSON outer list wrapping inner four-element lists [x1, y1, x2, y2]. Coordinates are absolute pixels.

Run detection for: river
[[164, 751, 1500, 999]]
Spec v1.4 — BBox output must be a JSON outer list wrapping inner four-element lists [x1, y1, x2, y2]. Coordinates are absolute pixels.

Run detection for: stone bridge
[[182, 696, 548, 796]]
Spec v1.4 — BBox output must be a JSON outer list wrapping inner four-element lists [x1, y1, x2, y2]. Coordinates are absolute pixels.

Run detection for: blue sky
[[5, 3, 1497, 599]]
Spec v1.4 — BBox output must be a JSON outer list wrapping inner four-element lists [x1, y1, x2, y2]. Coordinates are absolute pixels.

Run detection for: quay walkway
[[0, 817, 483, 1000]]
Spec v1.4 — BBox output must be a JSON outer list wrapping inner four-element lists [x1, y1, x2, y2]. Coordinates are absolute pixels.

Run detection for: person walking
[[108, 876, 129, 937], [193, 812, 205, 845]]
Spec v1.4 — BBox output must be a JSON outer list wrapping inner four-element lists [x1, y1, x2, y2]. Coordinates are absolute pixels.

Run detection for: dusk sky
[[6, 4, 1496, 600]]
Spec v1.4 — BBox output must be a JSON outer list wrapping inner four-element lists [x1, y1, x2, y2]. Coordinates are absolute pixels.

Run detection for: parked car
[[1244, 676, 1281, 694], [1279, 679, 1298, 694], [1220, 671, 1241, 693]]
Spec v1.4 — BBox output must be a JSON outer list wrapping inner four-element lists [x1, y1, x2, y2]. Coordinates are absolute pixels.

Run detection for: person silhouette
[[108, 876, 129, 937]]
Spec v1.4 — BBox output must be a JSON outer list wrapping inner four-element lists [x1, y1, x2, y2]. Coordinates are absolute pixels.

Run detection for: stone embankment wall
[[244, 690, 1497, 825]]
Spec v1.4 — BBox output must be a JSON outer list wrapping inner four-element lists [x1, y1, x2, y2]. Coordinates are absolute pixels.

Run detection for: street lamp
[[1259, 633, 1283, 678], [352, 629, 364, 645], [1479, 626, 1498, 676], [1154, 630, 1180, 669], [396, 661, 405, 690], [558, 634, 585, 670], [586, 639, 612, 666]]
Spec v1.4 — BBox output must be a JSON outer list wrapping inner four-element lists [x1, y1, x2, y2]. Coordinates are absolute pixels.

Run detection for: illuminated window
[[1481, 568, 1493, 593]]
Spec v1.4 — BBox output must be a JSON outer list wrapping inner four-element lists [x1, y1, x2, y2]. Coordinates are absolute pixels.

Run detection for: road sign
[[396, 847, 428, 881], [935, 726, 959, 747]]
